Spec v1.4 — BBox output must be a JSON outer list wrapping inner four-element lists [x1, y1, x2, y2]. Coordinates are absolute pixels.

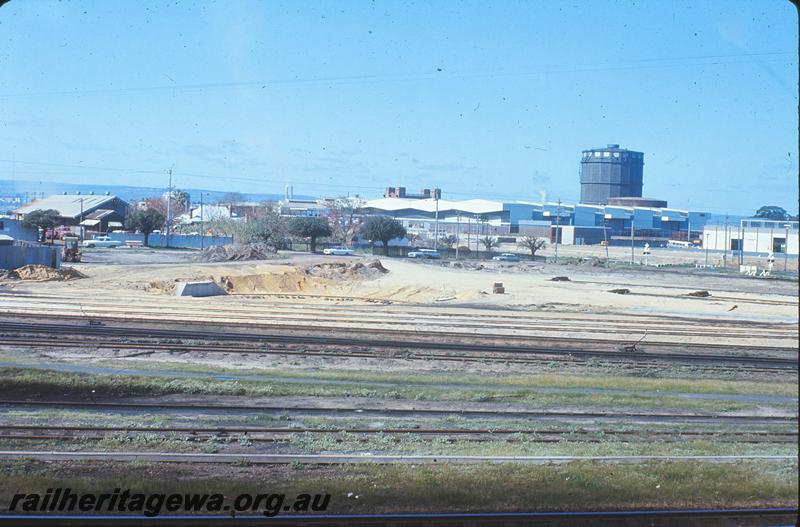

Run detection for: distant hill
[[0, 179, 311, 209]]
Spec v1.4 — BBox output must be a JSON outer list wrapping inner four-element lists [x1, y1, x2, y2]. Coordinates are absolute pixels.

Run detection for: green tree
[[126, 208, 165, 247], [287, 216, 332, 253], [518, 236, 547, 257], [754, 206, 789, 221], [359, 216, 407, 255], [21, 209, 61, 244]]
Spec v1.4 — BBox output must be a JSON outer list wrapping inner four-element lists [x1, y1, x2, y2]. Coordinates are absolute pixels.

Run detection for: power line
[[0, 52, 794, 100]]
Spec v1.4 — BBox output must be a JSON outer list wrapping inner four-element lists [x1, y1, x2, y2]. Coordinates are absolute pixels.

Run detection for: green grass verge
[[1, 367, 792, 414], [0, 459, 796, 512]]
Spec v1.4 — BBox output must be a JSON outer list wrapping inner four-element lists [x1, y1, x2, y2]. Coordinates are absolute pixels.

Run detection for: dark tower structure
[[579, 144, 644, 205]]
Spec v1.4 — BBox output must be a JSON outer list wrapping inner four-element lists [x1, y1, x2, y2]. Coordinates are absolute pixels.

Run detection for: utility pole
[[630, 214, 635, 265], [784, 223, 790, 272], [455, 214, 460, 260], [433, 188, 440, 250], [166, 168, 173, 248], [200, 192, 205, 250], [723, 214, 729, 269], [704, 232, 709, 265], [79, 197, 84, 240], [603, 217, 609, 260], [554, 200, 561, 262]]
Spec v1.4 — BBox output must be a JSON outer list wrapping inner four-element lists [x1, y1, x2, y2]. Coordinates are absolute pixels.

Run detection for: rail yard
[[0, 250, 797, 521]]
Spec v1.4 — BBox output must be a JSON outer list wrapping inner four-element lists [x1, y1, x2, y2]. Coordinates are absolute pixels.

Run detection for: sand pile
[[197, 243, 278, 262], [217, 261, 388, 294], [9, 265, 86, 281], [305, 260, 388, 280], [220, 269, 326, 293]]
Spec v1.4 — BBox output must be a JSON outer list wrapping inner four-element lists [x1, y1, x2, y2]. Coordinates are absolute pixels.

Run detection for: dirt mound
[[687, 290, 711, 297], [550, 276, 571, 282], [305, 260, 388, 280], [145, 279, 179, 294], [608, 288, 631, 295], [220, 269, 326, 293], [10, 265, 86, 281], [197, 243, 278, 262]]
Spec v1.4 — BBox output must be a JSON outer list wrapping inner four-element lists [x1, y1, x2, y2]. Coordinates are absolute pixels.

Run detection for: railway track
[[1, 425, 795, 444], [2, 400, 795, 424], [0, 451, 795, 465], [0, 508, 797, 527], [1, 297, 796, 343], [1, 321, 796, 370]]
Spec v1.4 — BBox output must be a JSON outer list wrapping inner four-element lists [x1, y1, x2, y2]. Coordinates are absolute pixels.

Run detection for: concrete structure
[[580, 144, 644, 205], [174, 281, 227, 297], [703, 219, 799, 256], [13, 194, 129, 228], [0, 217, 37, 242]]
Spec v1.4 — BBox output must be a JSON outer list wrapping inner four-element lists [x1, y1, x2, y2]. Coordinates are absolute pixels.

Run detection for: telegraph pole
[[554, 199, 561, 262], [166, 168, 173, 248], [630, 215, 635, 265], [433, 188, 440, 250], [723, 214, 729, 269], [200, 192, 205, 250], [784, 223, 790, 272], [455, 214, 460, 259]]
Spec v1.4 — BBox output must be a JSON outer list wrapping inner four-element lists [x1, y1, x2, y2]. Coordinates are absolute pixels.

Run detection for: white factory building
[[703, 219, 798, 256]]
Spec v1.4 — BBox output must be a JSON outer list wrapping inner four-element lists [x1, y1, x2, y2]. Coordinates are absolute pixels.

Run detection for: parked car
[[407, 249, 441, 259], [323, 246, 354, 255], [492, 253, 520, 262], [81, 235, 119, 248]]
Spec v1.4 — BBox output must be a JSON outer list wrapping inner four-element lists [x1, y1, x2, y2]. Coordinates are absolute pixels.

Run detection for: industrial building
[[12, 193, 129, 231], [703, 219, 798, 256], [580, 144, 645, 205], [363, 197, 710, 246]]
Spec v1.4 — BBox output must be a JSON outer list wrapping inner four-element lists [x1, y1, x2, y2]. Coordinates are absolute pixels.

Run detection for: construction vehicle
[[61, 236, 81, 263]]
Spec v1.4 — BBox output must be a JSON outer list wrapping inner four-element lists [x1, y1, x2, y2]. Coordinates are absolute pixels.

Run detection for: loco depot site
[[0, 246, 797, 518]]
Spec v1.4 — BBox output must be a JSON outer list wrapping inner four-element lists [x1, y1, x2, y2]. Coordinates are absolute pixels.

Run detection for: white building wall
[[702, 225, 798, 255]]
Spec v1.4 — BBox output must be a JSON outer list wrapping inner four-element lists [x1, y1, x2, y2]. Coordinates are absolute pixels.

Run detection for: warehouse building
[[703, 219, 798, 256], [13, 193, 129, 231], [364, 197, 710, 245]]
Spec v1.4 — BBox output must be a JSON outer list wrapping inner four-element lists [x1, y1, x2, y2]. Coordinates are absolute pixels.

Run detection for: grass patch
[[1, 367, 790, 414], [90, 358, 799, 398], [0, 459, 795, 512]]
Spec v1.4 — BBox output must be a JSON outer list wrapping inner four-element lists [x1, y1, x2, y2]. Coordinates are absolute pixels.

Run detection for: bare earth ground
[[0, 247, 797, 514]]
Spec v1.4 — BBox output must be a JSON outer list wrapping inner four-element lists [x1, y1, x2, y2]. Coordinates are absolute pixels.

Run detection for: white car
[[81, 236, 119, 248], [323, 246, 354, 255], [407, 249, 441, 259]]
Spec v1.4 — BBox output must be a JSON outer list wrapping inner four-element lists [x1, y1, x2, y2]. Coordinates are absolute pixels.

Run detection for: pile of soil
[[608, 288, 631, 295], [197, 243, 278, 262], [687, 290, 712, 297], [8, 265, 86, 281], [305, 260, 388, 280], [220, 269, 320, 293], [550, 276, 571, 282]]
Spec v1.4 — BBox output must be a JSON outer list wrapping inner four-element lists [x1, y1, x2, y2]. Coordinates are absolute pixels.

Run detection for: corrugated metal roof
[[365, 198, 506, 215], [13, 195, 121, 219]]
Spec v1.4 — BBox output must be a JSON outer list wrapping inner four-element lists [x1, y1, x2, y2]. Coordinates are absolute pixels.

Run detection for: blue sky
[[0, 0, 797, 215]]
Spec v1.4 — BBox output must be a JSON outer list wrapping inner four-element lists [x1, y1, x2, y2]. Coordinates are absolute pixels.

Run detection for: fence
[[0, 242, 61, 270], [101, 233, 234, 249]]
